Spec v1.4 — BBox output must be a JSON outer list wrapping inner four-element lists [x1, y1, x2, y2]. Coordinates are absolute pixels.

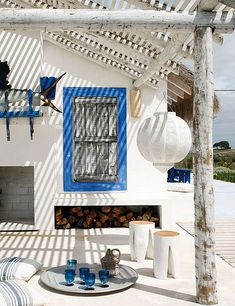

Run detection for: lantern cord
[[155, 92, 170, 113], [168, 101, 174, 112]]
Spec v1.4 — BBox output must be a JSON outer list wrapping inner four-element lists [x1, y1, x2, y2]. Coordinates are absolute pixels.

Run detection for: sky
[[213, 33, 235, 148]]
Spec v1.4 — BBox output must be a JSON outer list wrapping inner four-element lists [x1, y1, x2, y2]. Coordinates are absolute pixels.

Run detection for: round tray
[[40, 263, 138, 295]]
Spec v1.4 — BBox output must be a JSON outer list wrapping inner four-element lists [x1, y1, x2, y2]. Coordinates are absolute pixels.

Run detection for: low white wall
[[0, 32, 169, 230]]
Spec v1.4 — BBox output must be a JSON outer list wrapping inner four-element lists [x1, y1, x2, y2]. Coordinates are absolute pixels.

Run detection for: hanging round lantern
[[137, 112, 192, 173]]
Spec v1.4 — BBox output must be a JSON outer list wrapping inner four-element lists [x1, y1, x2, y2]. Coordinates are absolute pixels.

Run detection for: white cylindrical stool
[[129, 221, 155, 263], [153, 230, 180, 279]]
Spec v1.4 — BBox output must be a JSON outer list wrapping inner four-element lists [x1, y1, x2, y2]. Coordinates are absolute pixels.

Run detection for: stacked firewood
[[55, 206, 159, 229]]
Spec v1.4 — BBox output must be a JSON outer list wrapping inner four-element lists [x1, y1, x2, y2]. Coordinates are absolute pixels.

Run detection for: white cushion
[[0, 280, 46, 306], [0, 257, 42, 281]]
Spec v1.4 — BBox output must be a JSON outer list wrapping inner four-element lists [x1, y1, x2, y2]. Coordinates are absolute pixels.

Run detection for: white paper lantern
[[137, 112, 192, 173]]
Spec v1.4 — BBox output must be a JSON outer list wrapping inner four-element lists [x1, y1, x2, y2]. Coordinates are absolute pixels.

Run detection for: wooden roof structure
[[0, 0, 234, 121], [0, 2, 235, 304], [168, 64, 220, 121]]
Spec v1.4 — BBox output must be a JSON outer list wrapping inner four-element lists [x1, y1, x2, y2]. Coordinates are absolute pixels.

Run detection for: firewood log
[[142, 207, 153, 221], [89, 208, 97, 219], [95, 221, 102, 228], [63, 223, 71, 229], [55, 214, 63, 222], [68, 215, 77, 225], [55, 208, 62, 217], [119, 215, 127, 223], [123, 221, 130, 228], [108, 213, 114, 221], [150, 216, 159, 223], [101, 206, 111, 214], [71, 207, 82, 213], [112, 207, 126, 216], [111, 212, 121, 219], [83, 221, 89, 228], [84, 209, 90, 216], [113, 220, 122, 227], [77, 219, 84, 227], [57, 218, 68, 225], [126, 211, 134, 220], [97, 211, 109, 223], [77, 210, 84, 217], [86, 215, 93, 227]]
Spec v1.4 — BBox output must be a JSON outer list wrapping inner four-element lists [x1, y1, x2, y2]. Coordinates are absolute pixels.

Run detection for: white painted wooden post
[[193, 26, 218, 305]]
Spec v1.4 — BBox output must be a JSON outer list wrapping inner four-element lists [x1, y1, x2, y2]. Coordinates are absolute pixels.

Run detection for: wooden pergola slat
[[168, 74, 192, 95]]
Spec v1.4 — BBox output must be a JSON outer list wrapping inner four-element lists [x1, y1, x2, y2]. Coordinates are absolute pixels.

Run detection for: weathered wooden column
[[193, 26, 218, 305]]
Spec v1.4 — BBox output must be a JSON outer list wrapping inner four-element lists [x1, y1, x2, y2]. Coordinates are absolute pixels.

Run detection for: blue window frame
[[63, 87, 127, 191]]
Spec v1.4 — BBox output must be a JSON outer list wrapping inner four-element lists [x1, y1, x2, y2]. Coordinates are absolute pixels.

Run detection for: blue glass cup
[[98, 269, 109, 287], [79, 267, 90, 284], [64, 269, 75, 286], [67, 259, 77, 272], [84, 272, 96, 290]]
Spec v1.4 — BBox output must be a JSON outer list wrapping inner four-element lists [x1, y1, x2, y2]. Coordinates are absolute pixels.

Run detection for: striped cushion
[[0, 258, 42, 281], [0, 280, 45, 306]]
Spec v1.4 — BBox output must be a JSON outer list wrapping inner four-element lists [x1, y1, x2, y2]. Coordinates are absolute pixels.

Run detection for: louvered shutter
[[73, 96, 118, 182]]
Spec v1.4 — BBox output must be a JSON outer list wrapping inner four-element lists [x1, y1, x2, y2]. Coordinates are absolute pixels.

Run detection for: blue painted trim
[[0, 110, 41, 118], [63, 87, 127, 192]]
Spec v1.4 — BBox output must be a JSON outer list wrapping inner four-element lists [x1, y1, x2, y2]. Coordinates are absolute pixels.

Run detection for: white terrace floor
[[0, 225, 235, 306], [179, 180, 235, 268], [0, 179, 235, 306]]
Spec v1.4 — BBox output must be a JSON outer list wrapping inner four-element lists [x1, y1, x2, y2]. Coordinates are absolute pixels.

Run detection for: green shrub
[[175, 153, 193, 169], [214, 166, 233, 173], [175, 153, 235, 182], [214, 167, 235, 183], [215, 157, 233, 168]]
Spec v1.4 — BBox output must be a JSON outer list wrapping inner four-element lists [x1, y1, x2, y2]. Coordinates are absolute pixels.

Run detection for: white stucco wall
[[0, 32, 169, 230]]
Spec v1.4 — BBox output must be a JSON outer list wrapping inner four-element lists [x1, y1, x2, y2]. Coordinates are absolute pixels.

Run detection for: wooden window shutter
[[73, 96, 118, 182]]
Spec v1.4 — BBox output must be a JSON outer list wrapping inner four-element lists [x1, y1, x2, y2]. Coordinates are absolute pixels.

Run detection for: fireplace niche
[[55, 205, 160, 229], [0, 166, 34, 225]]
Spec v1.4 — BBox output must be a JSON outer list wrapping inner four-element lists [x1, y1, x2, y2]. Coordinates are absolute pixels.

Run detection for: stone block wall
[[0, 167, 34, 223]]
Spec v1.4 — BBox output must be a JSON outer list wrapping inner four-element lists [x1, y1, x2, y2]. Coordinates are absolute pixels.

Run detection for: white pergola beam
[[0, 0, 167, 72], [133, 33, 189, 87], [0, 9, 234, 31]]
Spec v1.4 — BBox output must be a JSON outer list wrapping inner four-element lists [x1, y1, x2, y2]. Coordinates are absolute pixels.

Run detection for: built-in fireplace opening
[[0, 166, 34, 225], [55, 206, 160, 229]]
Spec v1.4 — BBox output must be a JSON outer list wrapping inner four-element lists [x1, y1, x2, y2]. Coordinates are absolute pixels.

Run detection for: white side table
[[129, 221, 155, 263], [153, 230, 180, 279]]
